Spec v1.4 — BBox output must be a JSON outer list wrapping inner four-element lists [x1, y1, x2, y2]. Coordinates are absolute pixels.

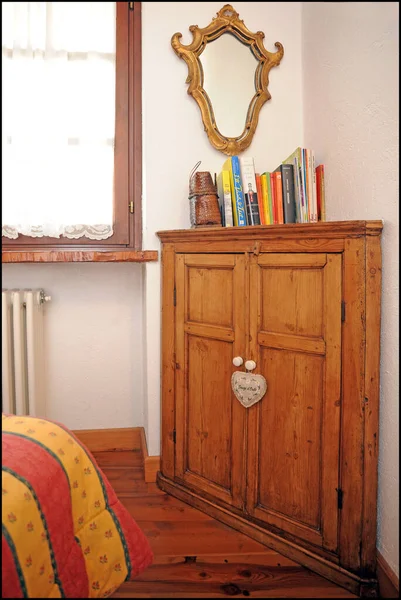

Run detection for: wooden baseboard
[[72, 426, 160, 482], [73, 427, 142, 452], [139, 427, 160, 482], [144, 455, 161, 483], [377, 550, 399, 598]]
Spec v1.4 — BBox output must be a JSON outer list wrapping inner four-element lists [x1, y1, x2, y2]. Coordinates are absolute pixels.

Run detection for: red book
[[255, 174, 265, 225], [316, 164, 326, 221], [274, 171, 284, 224], [270, 173, 278, 224]]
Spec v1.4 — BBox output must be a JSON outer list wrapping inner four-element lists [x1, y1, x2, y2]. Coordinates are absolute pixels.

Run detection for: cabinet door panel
[[261, 264, 324, 336], [258, 348, 323, 529], [247, 253, 342, 554], [175, 254, 247, 509], [187, 262, 234, 327], [187, 336, 233, 490]]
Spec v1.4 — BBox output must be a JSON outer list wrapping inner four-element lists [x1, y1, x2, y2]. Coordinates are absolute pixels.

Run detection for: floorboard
[[92, 451, 357, 599]]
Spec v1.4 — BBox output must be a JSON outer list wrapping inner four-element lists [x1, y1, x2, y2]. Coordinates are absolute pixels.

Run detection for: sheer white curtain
[[2, 2, 116, 240]]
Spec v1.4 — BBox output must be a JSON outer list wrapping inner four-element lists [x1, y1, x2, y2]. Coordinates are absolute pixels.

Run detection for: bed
[[2, 413, 153, 598]]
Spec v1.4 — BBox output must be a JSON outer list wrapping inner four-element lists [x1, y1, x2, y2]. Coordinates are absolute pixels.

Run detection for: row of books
[[216, 148, 326, 227]]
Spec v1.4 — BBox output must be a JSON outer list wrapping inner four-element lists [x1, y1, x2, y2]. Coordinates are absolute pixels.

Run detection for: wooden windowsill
[[1, 249, 158, 264]]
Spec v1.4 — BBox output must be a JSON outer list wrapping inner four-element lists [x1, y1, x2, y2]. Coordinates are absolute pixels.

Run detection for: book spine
[[302, 148, 309, 222], [294, 150, 302, 223], [266, 173, 273, 225], [231, 156, 247, 226], [222, 170, 234, 226], [300, 148, 308, 223], [293, 156, 301, 223], [260, 174, 270, 224], [298, 160, 306, 223], [245, 191, 261, 225], [305, 149, 314, 222], [223, 158, 238, 226], [320, 165, 326, 221], [269, 173, 277, 225], [274, 171, 284, 224], [217, 175, 225, 226], [282, 147, 301, 223], [316, 165, 321, 221], [311, 150, 318, 222], [264, 172, 274, 225], [255, 174, 265, 225], [270, 172, 277, 224], [240, 157, 261, 226], [316, 164, 326, 221], [280, 164, 296, 223]]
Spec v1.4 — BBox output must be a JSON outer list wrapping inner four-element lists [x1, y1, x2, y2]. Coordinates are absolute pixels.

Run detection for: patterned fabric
[[2, 414, 153, 598]]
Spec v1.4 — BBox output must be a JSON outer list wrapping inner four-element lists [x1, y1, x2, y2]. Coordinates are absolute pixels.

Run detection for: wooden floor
[[93, 449, 357, 599]]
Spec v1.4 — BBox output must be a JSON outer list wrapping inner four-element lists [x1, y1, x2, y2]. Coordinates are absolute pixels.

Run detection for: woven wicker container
[[189, 171, 217, 197], [188, 168, 222, 228]]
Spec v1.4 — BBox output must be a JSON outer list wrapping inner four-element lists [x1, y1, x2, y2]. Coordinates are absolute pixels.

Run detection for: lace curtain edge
[[2, 224, 114, 241]]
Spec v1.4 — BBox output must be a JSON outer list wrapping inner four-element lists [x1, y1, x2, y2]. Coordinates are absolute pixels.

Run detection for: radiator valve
[[39, 290, 52, 304]]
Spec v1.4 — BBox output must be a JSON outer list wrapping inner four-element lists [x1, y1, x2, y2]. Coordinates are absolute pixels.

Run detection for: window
[[2, 1, 142, 249]]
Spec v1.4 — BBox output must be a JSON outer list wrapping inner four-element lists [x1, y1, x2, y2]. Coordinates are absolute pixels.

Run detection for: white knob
[[245, 360, 256, 371], [232, 356, 244, 367]]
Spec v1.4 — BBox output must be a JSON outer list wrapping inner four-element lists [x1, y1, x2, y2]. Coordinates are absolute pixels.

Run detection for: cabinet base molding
[[139, 428, 160, 483], [157, 472, 378, 598], [144, 456, 160, 483], [377, 551, 399, 598]]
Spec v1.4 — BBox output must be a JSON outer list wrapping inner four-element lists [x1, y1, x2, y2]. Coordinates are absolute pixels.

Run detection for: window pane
[[2, 2, 116, 240]]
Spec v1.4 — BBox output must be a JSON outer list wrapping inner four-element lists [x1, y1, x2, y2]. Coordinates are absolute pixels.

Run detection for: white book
[[217, 171, 233, 227], [305, 148, 314, 223], [239, 156, 261, 226]]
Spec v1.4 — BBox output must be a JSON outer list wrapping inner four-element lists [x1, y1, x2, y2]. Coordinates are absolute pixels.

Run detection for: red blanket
[[2, 414, 153, 598]]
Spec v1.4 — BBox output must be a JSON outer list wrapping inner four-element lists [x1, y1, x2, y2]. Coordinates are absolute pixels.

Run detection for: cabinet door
[[175, 253, 247, 509], [247, 253, 342, 554]]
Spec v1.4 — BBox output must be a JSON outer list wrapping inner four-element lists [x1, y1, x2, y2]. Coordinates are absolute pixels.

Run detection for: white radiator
[[2, 289, 51, 417]]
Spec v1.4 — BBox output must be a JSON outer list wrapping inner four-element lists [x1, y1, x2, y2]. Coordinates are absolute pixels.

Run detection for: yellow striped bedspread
[[2, 414, 153, 598]]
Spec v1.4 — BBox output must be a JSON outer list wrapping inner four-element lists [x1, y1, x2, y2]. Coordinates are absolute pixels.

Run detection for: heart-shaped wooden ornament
[[231, 371, 267, 408]]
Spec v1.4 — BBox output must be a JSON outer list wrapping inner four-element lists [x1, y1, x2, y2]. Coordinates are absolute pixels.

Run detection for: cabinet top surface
[[157, 220, 383, 243]]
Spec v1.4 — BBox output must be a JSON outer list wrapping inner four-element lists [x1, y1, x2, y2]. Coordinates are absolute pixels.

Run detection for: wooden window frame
[[2, 1, 142, 252]]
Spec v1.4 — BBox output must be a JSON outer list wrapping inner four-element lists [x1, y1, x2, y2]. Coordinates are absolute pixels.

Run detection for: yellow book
[[222, 157, 237, 225], [222, 157, 247, 226], [260, 173, 271, 224]]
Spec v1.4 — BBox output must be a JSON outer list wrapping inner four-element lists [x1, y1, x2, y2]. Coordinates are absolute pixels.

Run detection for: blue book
[[225, 155, 247, 226]]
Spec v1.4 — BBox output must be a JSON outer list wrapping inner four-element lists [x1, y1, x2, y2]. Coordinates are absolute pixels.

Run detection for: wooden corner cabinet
[[156, 221, 382, 597]]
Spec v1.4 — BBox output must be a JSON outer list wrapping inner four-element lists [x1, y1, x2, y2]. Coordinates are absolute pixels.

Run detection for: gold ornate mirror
[[171, 4, 284, 156]]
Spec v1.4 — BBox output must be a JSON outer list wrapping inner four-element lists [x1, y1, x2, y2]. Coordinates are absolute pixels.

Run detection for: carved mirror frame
[[171, 4, 284, 156]]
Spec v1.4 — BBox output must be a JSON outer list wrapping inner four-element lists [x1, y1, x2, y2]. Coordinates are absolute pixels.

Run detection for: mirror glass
[[202, 33, 258, 138]]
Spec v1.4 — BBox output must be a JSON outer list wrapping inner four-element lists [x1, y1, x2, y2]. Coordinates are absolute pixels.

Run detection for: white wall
[[141, 1, 303, 455], [2, 0, 397, 577], [302, 1, 399, 578], [2, 264, 145, 430], [1, 2, 302, 442]]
